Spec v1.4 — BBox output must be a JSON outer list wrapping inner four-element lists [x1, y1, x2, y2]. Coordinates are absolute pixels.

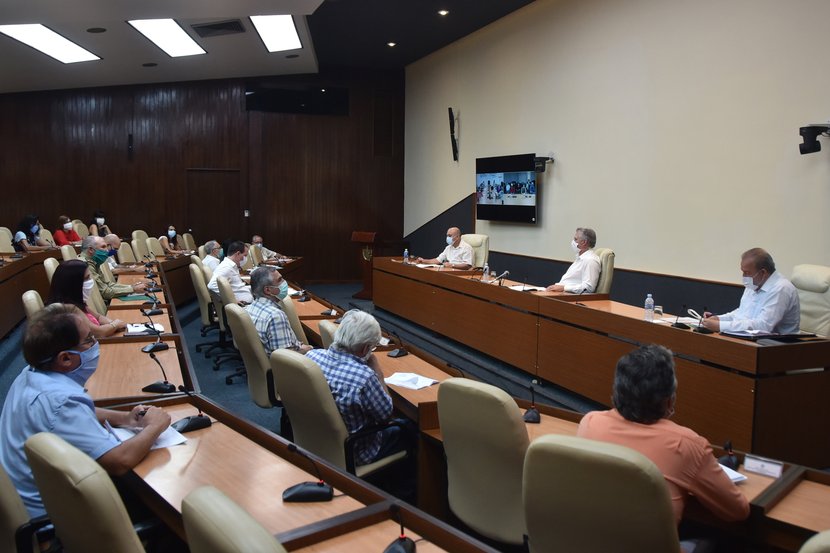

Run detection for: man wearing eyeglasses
[[246, 266, 311, 355], [0, 304, 171, 517]]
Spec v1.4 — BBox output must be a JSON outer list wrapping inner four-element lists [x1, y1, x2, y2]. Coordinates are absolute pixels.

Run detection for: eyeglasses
[[36, 334, 97, 367]]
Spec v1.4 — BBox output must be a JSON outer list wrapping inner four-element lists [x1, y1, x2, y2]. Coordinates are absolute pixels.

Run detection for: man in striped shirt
[[245, 266, 310, 355]]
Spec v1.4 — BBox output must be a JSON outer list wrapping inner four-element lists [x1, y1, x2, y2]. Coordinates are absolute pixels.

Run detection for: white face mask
[[570, 239, 580, 254], [742, 275, 758, 291], [63, 222, 73, 231], [82, 278, 95, 301], [96, 217, 104, 226], [446, 235, 454, 246], [239, 255, 248, 267]]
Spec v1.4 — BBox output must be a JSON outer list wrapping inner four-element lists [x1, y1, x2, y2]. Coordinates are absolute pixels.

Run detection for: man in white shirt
[[252, 234, 283, 262], [202, 240, 222, 272], [546, 227, 601, 293], [702, 248, 800, 334], [207, 240, 253, 303], [415, 227, 474, 269]]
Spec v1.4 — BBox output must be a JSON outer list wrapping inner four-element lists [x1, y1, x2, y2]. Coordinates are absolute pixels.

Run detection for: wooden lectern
[[351, 231, 377, 300]]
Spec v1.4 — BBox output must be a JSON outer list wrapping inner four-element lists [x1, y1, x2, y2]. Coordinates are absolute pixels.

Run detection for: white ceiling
[[0, 0, 324, 93]]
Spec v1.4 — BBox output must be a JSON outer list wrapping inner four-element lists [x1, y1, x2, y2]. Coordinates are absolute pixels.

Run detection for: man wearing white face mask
[[246, 266, 310, 355], [415, 226, 473, 269], [207, 240, 253, 303], [546, 227, 601, 293], [0, 304, 170, 517], [702, 248, 800, 334]]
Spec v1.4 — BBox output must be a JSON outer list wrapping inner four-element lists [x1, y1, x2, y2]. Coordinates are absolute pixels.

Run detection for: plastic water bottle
[[403, 248, 409, 264], [482, 262, 490, 282], [644, 294, 655, 322]]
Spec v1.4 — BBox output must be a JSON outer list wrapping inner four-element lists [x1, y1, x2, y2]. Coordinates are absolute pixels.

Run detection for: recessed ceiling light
[[142, 62, 158, 67], [387, 42, 397, 47], [0, 24, 99, 64], [250, 15, 301, 53], [438, 10, 450, 16], [127, 19, 205, 57], [321, 88, 326, 92], [86, 27, 107, 34]]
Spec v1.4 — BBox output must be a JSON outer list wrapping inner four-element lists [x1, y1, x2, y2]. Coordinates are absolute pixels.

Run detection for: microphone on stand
[[523, 379, 541, 424], [171, 385, 212, 433], [717, 440, 739, 470], [672, 304, 691, 329], [383, 504, 416, 553], [693, 306, 714, 334], [492, 270, 510, 286], [282, 443, 334, 502], [140, 307, 169, 353], [142, 352, 177, 393], [143, 254, 157, 268], [387, 330, 409, 358]]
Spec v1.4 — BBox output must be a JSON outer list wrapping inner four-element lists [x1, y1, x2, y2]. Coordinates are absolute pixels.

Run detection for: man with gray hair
[[546, 227, 601, 293], [245, 266, 310, 355], [306, 310, 407, 466], [202, 240, 222, 272], [80, 235, 147, 300], [415, 227, 473, 269], [252, 234, 284, 262], [702, 248, 800, 334]]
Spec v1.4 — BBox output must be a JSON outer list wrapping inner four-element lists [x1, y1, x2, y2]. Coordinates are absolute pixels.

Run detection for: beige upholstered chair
[[59, 245, 77, 261], [183, 486, 287, 553], [189, 264, 223, 355], [0, 456, 41, 553], [241, 245, 255, 271], [131, 230, 150, 259], [182, 232, 197, 251], [225, 304, 282, 407], [801, 530, 830, 553], [593, 247, 615, 294], [278, 295, 308, 345], [523, 434, 678, 553], [0, 226, 13, 244], [792, 264, 830, 337], [117, 242, 137, 264], [190, 254, 205, 273], [43, 258, 59, 283], [99, 261, 114, 283], [24, 433, 144, 553], [437, 378, 528, 545], [270, 350, 406, 476], [87, 277, 108, 316], [22, 290, 44, 321], [146, 237, 165, 258], [460, 233, 489, 268], [72, 220, 89, 239], [201, 264, 213, 286], [38, 228, 54, 246], [318, 320, 338, 349], [197, 245, 207, 259], [214, 277, 243, 371], [0, 231, 13, 254]]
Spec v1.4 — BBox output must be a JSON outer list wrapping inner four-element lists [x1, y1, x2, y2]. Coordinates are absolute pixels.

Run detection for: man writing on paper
[[246, 266, 311, 355], [415, 227, 473, 270], [0, 304, 171, 517], [208, 240, 253, 304], [701, 248, 800, 334], [546, 227, 600, 293], [81, 235, 147, 300]]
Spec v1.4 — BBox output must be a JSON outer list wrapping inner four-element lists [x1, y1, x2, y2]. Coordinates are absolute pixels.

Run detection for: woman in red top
[[52, 215, 82, 246]]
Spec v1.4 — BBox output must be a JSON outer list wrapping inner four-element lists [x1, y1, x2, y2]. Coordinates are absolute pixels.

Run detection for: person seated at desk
[[252, 234, 285, 262], [47, 259, 127, 339], [246, 266, 311, 355], [87, 209, 112, 237], [208, 240, 253, 304], [306, 310, 410, 466], [546, 227, 600, 293], [0, 304, 170, 517], [203, 240, 222, 272], [701, 248, 800, 334], [52, 215, 82, 246], [578, 344, 749, 526], [80, 236, 147, 300], [103, 233, 136, 273], [415, 227, 473, 269], [159, 225, 186, 256], [13, 214, 51, 252]]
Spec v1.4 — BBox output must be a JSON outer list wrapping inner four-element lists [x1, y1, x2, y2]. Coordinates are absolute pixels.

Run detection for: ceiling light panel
[[250, 15, 301, 52], [0, 24, 99, 64], [128, 19, 206, 57]]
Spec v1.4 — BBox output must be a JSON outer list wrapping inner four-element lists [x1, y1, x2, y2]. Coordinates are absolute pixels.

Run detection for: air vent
[[192, 20, 245, 38]]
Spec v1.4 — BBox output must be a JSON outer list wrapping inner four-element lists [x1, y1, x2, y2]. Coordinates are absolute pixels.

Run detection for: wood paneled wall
[[0, 70, 404, 281]]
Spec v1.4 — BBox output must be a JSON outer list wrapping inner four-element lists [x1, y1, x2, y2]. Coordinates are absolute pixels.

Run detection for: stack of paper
[[720, 463, 747, 483], [508, 284, 546, 291], [384, 372, 438, 390], [415, 263, 441, 269], [105, 423, 187, 450], [125, 323, 164, 336]]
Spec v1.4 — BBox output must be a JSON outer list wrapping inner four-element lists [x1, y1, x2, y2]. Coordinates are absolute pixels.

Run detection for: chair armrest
[[343, 419, 409, 474], [15, 515, 53, 553]]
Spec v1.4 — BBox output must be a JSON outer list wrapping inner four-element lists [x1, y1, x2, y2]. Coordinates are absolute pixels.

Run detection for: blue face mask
[[218, 248, 224, 260], [92, 249, 109, 266], [167, 230, 176, 239], [446, 235, 454, 246], [108, 248, 117, 257], [64, 341, 100, 386], [31, 224, 40, 234], [277, 280, 289, 300]]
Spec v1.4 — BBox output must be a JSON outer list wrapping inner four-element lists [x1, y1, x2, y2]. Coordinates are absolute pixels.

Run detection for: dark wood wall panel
[[0, 71, 404, 281]]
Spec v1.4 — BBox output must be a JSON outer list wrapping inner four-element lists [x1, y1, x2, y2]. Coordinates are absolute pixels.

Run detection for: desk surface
[[293, 520, 445, 552], [767, 479, 830, 532], [90, 339, 183, 402]]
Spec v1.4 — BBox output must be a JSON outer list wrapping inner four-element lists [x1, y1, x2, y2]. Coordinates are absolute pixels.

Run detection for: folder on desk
[[125, 323, 164, 336], [385, 372, 438, 390]]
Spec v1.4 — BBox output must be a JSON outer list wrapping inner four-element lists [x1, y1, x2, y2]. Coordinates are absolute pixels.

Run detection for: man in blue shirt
[[0, 303, 171, 517]]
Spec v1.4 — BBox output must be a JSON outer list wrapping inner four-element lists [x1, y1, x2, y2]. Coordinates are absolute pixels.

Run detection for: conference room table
[[0, 249, 60, 338], [372, 256, 830, 468]]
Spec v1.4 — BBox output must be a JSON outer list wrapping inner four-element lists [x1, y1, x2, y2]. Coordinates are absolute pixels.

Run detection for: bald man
[[416, 227, 473, 270]]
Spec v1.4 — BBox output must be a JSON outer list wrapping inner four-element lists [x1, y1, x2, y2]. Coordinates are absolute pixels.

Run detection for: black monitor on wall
[[475, 153, 538, 224]]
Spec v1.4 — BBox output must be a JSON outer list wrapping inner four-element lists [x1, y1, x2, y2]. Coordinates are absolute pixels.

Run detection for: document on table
[[105, 421, 187, 450], [653, 316, 700, 325], [125, 323, 164, 336], [720, 463, 747, 483], [508, 284, 546, 291], [415, 263, 441, 268], [384, 372, 438, 390]]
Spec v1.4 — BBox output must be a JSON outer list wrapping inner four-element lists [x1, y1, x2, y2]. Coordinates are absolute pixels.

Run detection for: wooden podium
[[351, 231, 376, 300]]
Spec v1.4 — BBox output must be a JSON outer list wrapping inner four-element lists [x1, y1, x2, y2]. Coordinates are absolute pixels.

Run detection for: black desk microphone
[[523, 380, 541, 424], [171, 385, 212, 433], [142, 352, 176, 393], [672, 304, 691, 329], [384, 504, 416, 553], [282, 444, 334, 502], [387, 330, 409, 358]]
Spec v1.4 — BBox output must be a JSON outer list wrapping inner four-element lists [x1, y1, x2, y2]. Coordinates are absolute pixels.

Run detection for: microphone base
[[718, 453, 739, 470], [384, 537, 416, 553], [282, 481, 334, 503], [171, 414, 212, 434], [523, 407, 541, 424], [693, 327, 714, 335], [142, 381, 177, 393], [141, 342, 170, 353], [672, 322, 691, 330], [387, 348, 409, 358]]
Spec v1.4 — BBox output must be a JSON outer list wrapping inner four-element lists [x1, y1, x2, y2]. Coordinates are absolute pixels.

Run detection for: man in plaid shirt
[[246, 266, 311, 355], [306, 310, 405, 466]]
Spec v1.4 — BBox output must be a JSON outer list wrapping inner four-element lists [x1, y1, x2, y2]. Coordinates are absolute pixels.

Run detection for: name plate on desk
[[744, 454, 783, 478]]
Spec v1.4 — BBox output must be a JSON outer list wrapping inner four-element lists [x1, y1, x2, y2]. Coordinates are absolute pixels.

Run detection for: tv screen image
[[476, 153, 538, 223], [476, 171, 537, 205]]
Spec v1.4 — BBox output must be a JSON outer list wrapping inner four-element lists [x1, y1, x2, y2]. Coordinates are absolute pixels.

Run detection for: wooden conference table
[[373, 256, 830, 468]]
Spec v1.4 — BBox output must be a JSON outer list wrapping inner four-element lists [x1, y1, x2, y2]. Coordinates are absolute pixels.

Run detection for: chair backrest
[[801, 530, 830, 553], [182, 486, 287, 553], [24, 433, 144, 553], [0, 458, 37, 553], [189, 264, 214, 327], [88, 279, 108, 316], [241, 245, 254, 271], [72, 220, 89, 239], [182, 232, 197, 251], [39, 228, 54, 245], [460, 234, 489, 268], [278, 295, 308, 345], [318, 320, 338, 349], [216, 277, 239, 338], [0, 226, 13, 244], [190, 254, 205, 273], [593, 247, 615, 294], [59, 245, 77, 261], [792, 264, 830, 337], [249, 244, 263, 266], [22, 290, 44, 321], [131, 229, 149, 245], [523, 434, 678, 553], [270, 350, 349, 469], [225, 304, 278, 409], [131, 236, 149, 260], [99, 261, 114, 283], [0, 231, 13, 254], [198, 245, 207, 259], [437, 378, 529, 544], [117, 242, 137, 264], [146, 237, 165, 258], [43, 257, 60, 283], [201, 264, 213, 286]]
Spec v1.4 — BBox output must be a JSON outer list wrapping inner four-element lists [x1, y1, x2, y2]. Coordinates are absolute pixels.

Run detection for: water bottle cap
[[647, 293, 652, 297]]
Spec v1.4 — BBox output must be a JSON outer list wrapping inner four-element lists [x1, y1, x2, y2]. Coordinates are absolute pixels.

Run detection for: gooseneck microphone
[[672, 304, 691, 329], [142, 352, 177, 393], [523, 379, 541, 424], [282, 443, 334, 503], [143, 254, 157, 268], [384, 504, 416, 553], [140, 308, 169, 353], [387, 330, 409, 358], [171, 385, 212, 433], [718, 440, 739, 470], [492, 270, 510, 286], [694, 306, 714, 334]]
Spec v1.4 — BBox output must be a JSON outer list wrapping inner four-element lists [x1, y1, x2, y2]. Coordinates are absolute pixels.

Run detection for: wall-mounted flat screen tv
[[475, 153, 538, 223]]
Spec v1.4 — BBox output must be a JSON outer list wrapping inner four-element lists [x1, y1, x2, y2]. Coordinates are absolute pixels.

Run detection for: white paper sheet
[[384, 372, 438, 390], [415, 263, 441, 268], [719, 463, 747, 483], [508, 284, 546, 291], [106, 422, 187, 450], [125, 323, 164, 336]]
